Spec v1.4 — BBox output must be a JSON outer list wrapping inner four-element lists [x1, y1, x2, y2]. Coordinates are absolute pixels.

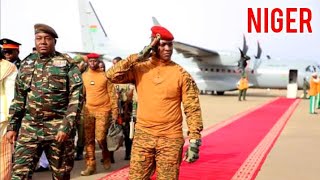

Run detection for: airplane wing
[[173, 41, 219, 59], [152, 16, 241, 66], [173, 41, 240, 66]]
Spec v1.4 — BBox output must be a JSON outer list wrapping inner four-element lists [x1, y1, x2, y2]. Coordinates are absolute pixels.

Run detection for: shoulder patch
[[73, 73, 81, 83]]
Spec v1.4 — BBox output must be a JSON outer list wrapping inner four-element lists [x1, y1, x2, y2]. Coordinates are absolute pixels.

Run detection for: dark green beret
[[34, 23, 58, 38]]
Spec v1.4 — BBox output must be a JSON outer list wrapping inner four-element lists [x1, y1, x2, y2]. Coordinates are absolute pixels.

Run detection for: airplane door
[[287, 69, 298, 98], [288, 69, 298, 83]]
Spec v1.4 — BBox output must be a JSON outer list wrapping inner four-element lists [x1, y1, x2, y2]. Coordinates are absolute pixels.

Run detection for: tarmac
[[32, 88, 320, 180]]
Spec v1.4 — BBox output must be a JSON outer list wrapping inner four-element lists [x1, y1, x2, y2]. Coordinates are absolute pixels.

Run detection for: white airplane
[[74, 0, 319, 95]]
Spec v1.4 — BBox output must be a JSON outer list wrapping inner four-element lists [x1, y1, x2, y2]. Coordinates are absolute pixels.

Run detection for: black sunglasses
[[2, 49, 14, 54]]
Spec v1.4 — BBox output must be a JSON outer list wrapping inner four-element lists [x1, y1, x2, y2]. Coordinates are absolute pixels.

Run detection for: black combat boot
[[75, 146, 84, 161], [110, 151, 115, 163], [124, 138, 132, 160]]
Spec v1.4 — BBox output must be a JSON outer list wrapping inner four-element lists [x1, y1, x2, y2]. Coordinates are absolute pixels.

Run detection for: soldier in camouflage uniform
[[106, 26, 203, 180], [72, 55, 88, 161], [5, 23, 83, 180], [110, 57, 136, 162]]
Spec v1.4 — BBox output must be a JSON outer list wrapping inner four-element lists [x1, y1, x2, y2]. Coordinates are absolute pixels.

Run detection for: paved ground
[[32, 89, 320, 180]]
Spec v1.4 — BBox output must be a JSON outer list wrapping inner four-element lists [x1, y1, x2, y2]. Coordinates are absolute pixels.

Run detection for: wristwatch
[[190, 139, 202, 146]]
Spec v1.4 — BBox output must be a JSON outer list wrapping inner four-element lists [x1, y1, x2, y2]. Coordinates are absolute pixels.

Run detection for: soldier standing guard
[[309, 72, 319, 114], [0, 38, 22, 69], [5, 23, 83, 180], [237, 74, 249, 101]]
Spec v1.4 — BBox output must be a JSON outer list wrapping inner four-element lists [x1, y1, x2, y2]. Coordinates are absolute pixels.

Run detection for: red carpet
[[100, 97, 299, 180]]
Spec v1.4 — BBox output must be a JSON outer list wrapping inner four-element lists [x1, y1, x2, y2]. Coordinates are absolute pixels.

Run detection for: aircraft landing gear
[[216, 91, 225, 95]]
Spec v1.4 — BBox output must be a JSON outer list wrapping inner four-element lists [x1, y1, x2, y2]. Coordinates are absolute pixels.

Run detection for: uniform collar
[[150, 55, 172, 66]]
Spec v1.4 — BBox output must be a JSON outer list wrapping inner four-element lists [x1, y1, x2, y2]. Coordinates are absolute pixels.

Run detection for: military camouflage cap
[[34, 23, 58, 38], [73, 55, 85, 64]]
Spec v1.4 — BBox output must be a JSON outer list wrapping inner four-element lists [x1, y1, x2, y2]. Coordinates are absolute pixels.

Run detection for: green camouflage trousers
[[12, 137, 75, 180], [76, 112, 85, 148], [129, 129, 185, 180]]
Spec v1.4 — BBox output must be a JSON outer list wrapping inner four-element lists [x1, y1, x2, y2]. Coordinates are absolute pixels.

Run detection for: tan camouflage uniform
[[106, 54, 203, 180], [82, 69, 118, 170], [7, 52, 83, 180]]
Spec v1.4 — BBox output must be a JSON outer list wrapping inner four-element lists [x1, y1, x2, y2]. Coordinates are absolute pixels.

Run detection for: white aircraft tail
[[152, 17, 161, 26], [78, 0, 110, 54]]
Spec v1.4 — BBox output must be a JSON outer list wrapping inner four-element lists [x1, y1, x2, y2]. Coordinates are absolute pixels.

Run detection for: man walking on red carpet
[[106, 25, 203, 180]]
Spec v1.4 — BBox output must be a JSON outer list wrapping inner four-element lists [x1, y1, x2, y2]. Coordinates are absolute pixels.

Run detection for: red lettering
[[247, 8, 312, 33], [248, 8, 261, 33], [286, 8, 297, 33], [264, 8, 268, 33], [271, 8, 283, 33], [300, 8, 312, 33]]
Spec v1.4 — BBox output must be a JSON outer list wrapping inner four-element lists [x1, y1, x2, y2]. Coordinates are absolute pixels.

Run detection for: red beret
[[87, 53, 100, 59], [151, 26, 174, 41]]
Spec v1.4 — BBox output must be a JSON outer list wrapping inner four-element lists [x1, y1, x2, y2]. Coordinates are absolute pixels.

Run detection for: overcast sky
[[1, 0, 319, 61]]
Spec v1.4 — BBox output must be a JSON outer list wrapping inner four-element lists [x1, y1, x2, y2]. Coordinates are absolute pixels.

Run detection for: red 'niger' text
[[248, 8, 312, 33]]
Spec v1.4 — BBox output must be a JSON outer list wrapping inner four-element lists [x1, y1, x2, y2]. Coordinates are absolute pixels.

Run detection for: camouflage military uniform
[[7, 52, 83, 180], [115, 84, 136, 159], [106, 54, 203, 180]]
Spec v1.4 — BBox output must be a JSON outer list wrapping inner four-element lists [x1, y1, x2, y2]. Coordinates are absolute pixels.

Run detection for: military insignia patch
[[73, 73, 81, 83], [53, 60, 67, 67], [90, 81, 95, 85]]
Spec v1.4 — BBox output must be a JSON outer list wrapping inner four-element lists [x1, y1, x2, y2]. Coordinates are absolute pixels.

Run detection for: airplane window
[[216, 69, 220, 72], [205, 68, 208, 71], [227, 69, 231, 73], [221, 69, 225, 72], [211, 68, 214, 72]]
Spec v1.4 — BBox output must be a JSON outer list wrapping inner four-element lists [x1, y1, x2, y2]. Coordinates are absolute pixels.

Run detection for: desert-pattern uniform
[[106, 54, 203, 180], [129, 129, 185, 180], [7, 52, 83, 180]]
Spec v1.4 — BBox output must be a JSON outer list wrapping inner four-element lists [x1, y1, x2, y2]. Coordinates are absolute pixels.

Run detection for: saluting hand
[[55, 131, 69, 142], [6, 131, 17, 144]]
